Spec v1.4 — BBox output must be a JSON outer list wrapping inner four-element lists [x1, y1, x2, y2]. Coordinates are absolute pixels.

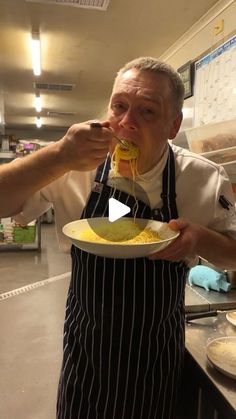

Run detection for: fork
[[90, 122, 129, 150]]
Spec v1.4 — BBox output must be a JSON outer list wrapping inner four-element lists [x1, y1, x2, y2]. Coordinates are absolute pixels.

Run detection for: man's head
[[107, 57, 185, 176], [115, 57, 185, 116]]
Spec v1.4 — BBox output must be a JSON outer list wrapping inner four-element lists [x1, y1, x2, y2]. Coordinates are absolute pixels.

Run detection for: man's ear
[[169, 112, 183, 139]]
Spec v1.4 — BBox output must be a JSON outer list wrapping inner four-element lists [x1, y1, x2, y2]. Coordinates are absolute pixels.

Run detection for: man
[[1, 57, 236, 418]]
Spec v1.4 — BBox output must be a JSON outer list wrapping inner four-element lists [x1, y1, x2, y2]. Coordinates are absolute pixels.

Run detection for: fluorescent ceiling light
[[34, 94, 42, 112], [36, 117, 42, 128], [31, 32, 41, 76]]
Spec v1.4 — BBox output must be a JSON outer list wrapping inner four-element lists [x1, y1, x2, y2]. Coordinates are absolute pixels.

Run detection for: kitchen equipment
[[186, 309, 236, 322]]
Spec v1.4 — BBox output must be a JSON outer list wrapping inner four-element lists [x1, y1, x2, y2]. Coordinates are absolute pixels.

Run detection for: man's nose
[[119, 109, 137, 131]]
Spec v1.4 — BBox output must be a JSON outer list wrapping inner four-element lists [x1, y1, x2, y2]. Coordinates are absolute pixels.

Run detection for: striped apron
[[57, 146, 188, 419]]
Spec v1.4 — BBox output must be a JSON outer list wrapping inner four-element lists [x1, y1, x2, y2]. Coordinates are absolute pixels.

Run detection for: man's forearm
[[0, 122, 113, 218], [0, 141, 66, 217]]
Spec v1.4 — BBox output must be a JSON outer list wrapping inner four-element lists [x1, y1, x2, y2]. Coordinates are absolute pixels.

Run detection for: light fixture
[[31, 32, 41, 76], [34, 94, 42, 112], [36, 117, 42, 128]]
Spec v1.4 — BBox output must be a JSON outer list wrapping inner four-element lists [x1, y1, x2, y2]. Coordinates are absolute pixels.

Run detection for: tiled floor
[[0, 223, 71, 419]]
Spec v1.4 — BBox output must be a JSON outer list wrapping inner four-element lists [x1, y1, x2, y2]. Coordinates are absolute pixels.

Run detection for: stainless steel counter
[[185, 283, 236, 313], [186, 296, 236, 419]]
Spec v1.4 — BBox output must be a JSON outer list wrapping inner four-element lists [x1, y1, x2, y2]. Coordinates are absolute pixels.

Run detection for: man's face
[[107, 68, 182, 177]]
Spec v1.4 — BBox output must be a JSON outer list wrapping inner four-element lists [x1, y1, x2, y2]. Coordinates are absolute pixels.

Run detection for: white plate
[[226, 312, 236, 327], [62, 217, 179, 259], [206, 337, 236, 380]]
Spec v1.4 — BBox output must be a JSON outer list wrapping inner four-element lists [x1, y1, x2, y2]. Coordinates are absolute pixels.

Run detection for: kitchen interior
[[1, 0, 236, 418]]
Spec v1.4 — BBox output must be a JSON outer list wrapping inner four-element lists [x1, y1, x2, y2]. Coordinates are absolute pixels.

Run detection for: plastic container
[[185, 118, 236, 154]]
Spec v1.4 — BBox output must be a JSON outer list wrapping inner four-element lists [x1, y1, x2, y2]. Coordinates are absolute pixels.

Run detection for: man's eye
[[111, 103, 126, 114], [143, 108, 154, 115], [112, 103, 125, 110]]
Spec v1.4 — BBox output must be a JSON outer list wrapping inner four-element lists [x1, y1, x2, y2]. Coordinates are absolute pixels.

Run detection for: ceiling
[[0, 0, 220, 134]]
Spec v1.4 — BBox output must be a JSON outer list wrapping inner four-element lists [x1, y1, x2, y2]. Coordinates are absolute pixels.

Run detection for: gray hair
[[116, 57, 185, 114]]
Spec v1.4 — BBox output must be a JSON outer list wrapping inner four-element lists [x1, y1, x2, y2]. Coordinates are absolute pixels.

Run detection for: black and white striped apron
[[57, 146, 188, 419]]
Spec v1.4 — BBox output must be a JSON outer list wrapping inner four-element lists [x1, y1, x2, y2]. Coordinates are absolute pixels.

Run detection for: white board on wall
[[194, 34, 236, 127]]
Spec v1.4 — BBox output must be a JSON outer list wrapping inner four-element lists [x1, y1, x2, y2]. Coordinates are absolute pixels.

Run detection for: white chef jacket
[[14, 144, 236, 253]]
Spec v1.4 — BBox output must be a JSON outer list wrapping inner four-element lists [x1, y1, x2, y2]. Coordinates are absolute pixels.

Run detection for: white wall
[[160, 0, 236, 70]]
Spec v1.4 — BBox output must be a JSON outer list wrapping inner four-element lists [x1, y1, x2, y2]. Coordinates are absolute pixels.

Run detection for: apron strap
[[161, 145, 178, 220]]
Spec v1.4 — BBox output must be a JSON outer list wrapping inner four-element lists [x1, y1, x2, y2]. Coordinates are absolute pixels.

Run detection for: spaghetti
[[111, 141, 140, 217], [78, 219, 160, 244], [111, 141, 139, 178]]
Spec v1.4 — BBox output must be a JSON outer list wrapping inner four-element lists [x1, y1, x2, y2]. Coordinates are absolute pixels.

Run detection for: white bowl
[[62, 217, 179, 259], [206, 336, 236, 380], [226, 311, 236, 327]]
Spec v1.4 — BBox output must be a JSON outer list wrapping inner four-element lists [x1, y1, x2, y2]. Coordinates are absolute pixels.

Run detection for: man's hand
[[149, 218, 199, 262], [149, 217, 236, 270], [58, 120, 112, 171]]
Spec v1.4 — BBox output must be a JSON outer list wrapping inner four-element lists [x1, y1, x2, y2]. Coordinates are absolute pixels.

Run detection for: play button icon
[[86, 178, 151, 242], [108, 197, 131, 222]]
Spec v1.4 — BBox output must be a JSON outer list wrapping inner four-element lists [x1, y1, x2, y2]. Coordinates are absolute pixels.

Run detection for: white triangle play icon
[[108, 197, 131, 222]]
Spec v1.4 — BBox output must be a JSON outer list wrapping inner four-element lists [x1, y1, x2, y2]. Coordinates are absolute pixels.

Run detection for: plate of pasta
[[62, 217, 179, 258]]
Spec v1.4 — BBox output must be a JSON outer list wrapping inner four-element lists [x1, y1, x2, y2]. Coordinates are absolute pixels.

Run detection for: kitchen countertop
[[185, 312, 236, 417], [182, 284, 236, 418], [185, 283, 236, 312]]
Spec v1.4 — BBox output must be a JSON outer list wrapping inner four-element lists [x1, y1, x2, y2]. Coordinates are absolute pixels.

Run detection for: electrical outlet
[[214, 19, 224, 35]]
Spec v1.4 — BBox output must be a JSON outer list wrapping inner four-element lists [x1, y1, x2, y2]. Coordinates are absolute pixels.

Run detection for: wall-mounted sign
[[177, 61, 195, 100]]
